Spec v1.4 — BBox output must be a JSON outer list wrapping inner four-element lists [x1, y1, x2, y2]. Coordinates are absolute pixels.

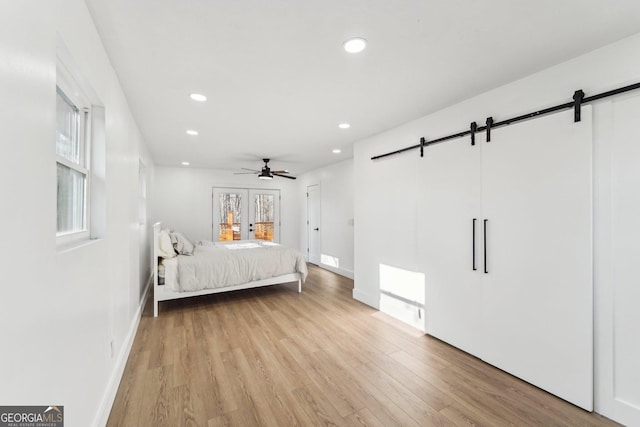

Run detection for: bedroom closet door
[[423, 136, 482, 356], [481, 108, 593, 410]]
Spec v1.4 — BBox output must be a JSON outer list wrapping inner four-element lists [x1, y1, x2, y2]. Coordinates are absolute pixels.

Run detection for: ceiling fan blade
[[273, 173, 296, 180], [237, 159, 292, 178]]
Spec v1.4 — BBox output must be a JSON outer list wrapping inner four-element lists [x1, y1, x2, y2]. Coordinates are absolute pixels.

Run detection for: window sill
[[57, 237, 102, 254]]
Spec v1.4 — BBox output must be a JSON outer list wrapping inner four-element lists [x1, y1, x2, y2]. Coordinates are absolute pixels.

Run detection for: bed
[[152, 222, 307, 317]]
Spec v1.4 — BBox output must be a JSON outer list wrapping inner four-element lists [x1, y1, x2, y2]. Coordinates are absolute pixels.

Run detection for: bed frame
[[153, 222, 302, 317]]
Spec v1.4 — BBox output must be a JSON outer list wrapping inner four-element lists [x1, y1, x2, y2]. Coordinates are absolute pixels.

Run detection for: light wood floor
[[108, 265, 619, 427]]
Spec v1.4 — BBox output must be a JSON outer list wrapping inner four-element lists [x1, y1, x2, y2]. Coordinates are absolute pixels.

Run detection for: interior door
[[248, 189, 280, 242], [481, 108, 593, 410], [307, 184, 321, 264], [423, 136, 482, 356]]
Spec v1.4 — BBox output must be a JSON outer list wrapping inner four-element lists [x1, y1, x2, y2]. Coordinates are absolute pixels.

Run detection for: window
[[56, 40, 106, 246], [56, 82, 90, 241]]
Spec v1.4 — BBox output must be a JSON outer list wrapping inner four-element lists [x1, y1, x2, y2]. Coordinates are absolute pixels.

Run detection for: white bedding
[[165, 240, 308, 292]]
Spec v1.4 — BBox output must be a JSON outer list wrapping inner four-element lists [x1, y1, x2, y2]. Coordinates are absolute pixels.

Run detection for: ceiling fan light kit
[[258, 170, 273, 180]]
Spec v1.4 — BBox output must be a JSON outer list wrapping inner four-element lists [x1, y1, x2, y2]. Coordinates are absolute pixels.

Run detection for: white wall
[[153, 166, 300, 248], [297, 160, 354, 278], [0, 2, 154, 426], [353, 32, 640, 425]]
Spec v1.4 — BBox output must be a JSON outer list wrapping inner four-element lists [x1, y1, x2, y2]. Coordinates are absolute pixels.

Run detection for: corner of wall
[[353, 288, 379, 310]]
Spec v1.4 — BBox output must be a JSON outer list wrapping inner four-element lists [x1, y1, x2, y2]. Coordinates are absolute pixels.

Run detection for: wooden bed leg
[[298, 278, 302, 293], [154, 300, 158, 317]]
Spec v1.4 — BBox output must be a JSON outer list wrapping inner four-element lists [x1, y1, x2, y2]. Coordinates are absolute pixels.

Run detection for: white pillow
[[171, 231, 195, 255], [157, 229, 177, 258]]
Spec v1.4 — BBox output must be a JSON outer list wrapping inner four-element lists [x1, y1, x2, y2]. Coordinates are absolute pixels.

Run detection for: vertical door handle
[[483, 219, 488, 274], [472, 218, 477, 271]]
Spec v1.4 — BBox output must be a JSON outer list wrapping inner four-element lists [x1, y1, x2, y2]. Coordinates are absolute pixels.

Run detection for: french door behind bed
[[213, 187, 280, 242]]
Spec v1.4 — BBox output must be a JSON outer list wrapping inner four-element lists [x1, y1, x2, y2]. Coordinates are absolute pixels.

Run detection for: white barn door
[[423, 136, 482, 357], [481, 108, 593, 410]]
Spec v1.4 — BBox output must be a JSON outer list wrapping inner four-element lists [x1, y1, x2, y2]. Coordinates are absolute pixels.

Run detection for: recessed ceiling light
[[186, 130, 198, 136], [343, 37, 367, 53], [332, 149, 342, 154], [338, 123, 351, 129], [181, 161, 190, 166], [190, 93, 207, 102]]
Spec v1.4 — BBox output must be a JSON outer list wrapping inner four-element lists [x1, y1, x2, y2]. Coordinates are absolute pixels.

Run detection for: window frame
[[56, 63, 92, 245]]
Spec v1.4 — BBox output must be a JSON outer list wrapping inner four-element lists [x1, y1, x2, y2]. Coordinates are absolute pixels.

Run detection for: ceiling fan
[[234, 158, 296, 180]]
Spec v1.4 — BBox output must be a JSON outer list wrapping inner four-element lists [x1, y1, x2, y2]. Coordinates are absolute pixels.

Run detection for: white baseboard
[[597, 400, 640, 427], [92, 273, 152, 427], [353, 288, 379, 309], [319, 263, 354, 279]]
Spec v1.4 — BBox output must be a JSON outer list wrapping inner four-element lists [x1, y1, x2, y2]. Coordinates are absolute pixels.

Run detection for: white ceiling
[[86, 0, 640, 175]]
